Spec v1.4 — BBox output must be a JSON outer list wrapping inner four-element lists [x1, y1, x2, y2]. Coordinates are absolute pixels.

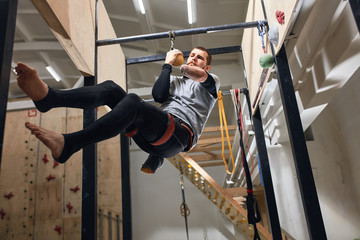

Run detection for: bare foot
[[25, 122, 64, 159], [15, 62, 48, 101]]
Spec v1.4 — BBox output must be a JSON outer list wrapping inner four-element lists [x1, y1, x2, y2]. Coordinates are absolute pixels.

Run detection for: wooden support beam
[[191, 153, 228, 162], [224, 186, 264, 197], [31, 0, 126, 88], [202, 125, 237, 133], [189, 145, 223, 153], [196, 135, 234, 145], [198, 161, 225, 168]]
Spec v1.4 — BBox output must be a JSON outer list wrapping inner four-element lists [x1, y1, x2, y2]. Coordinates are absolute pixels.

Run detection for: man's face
[[186, 48, 211, 71]]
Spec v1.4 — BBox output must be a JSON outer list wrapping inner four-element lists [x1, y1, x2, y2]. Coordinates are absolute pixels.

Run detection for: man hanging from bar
[[15, 47, 220, 174]]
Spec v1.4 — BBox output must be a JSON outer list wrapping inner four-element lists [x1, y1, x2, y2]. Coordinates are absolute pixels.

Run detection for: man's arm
[[152, 64, 172, 103], [152, 49, 184, 103], [180, 65, 208, 83], [200, 74, 218, 99]]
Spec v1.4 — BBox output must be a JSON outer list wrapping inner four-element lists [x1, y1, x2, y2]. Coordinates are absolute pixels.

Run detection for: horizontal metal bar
[[97, 21, 265, 46], [126, 45, 242, 65]]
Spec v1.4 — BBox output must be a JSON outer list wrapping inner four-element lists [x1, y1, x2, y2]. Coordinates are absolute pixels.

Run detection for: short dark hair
[[194, 46, 212, 65]]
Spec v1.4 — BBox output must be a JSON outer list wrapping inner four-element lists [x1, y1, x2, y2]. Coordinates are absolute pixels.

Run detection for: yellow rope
[[217, 90, 235, 174]]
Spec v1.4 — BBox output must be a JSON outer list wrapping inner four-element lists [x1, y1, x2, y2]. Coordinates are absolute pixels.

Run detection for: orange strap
[[218, 90, 235, 175], [124, 128, 138, 137], [151, 114, 175, 146]]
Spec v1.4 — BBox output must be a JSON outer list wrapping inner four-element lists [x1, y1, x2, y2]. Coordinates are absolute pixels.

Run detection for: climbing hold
[[4, 192, 14, 199], [28, 109, 37, 117], [0, 209, 6, 219], [259, 54, 274, 69], [42, 154, 49, 164], [173, 54, 184, 66], [54, 225, 62, 235], [53, 161, 59, 168], [66, 202, 73, 213], [70, 186, 80, 193], [276, 10, 285, 24], [269, 23, 279, 45], [46, 174, 55, 182]]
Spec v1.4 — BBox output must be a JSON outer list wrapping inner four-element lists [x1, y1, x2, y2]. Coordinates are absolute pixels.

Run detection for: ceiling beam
[[13, 41, 63, 51]]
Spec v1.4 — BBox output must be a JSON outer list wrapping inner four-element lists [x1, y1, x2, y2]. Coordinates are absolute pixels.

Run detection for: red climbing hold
[[42, 154, 49, 164], [4, 192, 14, 199], [70, 186, 80, 193], [0, 209, 6, 219], [54, 225, 62, 235], [66, 202, 73, 213], [53, 161, 59, 168], [28, 109, 37, 117], [276, 10, 285, 24], [46, 174, 55, 182]]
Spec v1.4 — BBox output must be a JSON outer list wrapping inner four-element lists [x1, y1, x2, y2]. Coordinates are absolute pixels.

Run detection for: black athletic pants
[[34, 80, 192, 163]]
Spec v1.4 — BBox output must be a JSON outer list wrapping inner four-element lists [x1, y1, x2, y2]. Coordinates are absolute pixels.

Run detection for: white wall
[[130, 148, 249, 240], [266, 73, 360, 240]]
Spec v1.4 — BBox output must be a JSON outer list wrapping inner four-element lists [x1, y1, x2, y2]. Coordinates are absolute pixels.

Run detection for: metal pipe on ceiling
[[97, 21, 266, 46]]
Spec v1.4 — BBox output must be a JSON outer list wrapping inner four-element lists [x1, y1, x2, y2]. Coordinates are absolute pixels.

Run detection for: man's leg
[[15, 62, 127, 112], [26, 93, 144, 163], [25, 122, 64, 159], [15, 62, 48, 101], [141, 155, 164, 174]]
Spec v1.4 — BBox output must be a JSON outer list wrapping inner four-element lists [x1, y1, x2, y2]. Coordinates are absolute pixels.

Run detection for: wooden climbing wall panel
[[33, 108, 67, 239], [0, 110, 40, 239], [0, 107, 122, 239], [241, 0, 299, 114]]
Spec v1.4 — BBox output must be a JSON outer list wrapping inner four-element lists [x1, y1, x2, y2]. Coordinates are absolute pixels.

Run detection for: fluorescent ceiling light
[[137, 0, 146, 14], [46, 66, 61, 82], [187, 0, 196, 24]]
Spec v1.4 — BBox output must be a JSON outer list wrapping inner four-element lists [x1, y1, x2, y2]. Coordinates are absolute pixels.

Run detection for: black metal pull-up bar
[[126, 45, 242, 65], [97, 21, 266, 46]]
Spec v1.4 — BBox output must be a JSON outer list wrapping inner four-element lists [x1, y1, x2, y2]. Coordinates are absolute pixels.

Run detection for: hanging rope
[[217, 90, 236, 174], [230, 89, 262, 239], [179, 167, 190, 240], [230, 89, 255, 176], [236, 88, 262, 240]]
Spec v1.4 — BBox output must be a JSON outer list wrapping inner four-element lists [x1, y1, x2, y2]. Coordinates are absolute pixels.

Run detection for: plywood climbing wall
[[242, 0, 300, 114], [0, 107, 122, 240]]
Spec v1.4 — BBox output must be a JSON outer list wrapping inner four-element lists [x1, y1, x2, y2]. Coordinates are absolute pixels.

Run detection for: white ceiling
[[10, 0, 249, 103]]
